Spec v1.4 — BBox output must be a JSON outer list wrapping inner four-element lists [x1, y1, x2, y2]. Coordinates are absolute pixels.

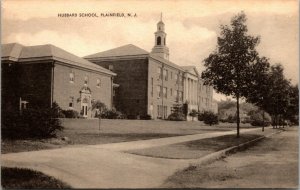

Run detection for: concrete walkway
[[1, 127, 275, 188]]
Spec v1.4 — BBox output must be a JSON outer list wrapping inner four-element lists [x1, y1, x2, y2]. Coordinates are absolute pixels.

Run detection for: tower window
[[157, 36, 161, 45]]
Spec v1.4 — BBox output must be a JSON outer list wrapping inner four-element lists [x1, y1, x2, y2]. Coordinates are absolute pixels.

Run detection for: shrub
[[168, 112, 186, 121], [250, 111, 271, 127], [62, 110, 79, 118], [127, 114, 137, 120], [199, 111, 219, 126], [100, 109, 124, 119], [140, 114, 152, 120], [2, 108, 63, 140], [189, 109, 198, 121]]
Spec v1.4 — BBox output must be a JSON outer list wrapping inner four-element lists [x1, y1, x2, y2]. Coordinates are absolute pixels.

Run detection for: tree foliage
[[201, 12, 261, 137]]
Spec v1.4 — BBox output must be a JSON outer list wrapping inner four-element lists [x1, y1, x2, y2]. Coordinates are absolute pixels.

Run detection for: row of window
[[69, 72, 101, 87], [157, 67, 184, 84], [156, 85, 183, 100]]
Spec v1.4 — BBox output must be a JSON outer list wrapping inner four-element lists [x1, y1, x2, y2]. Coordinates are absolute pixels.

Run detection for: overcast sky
[[2, 0, 298, 101]]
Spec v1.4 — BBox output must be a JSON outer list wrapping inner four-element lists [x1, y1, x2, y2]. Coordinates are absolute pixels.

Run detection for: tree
[[260, 64, 290, 127], [201, 12, 260, 137], [246, 56, 270, 131], [284, 84, 299, 125], [189, 109, 198, 121], [91, 100, 107, 118]]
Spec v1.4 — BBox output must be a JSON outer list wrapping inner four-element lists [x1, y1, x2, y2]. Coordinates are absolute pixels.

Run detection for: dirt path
[[163, 127, 298, 188]]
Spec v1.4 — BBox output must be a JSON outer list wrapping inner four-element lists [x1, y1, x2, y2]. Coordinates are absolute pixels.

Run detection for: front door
[[81, 103, 88, 118]]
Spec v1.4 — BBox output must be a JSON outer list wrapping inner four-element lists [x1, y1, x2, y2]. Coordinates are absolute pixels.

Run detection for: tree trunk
[[236, 94, 240, 138], [262, 110, 265, 132]]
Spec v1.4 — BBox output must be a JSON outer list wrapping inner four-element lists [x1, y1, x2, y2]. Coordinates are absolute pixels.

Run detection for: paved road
[[1, 127, 277, 188]]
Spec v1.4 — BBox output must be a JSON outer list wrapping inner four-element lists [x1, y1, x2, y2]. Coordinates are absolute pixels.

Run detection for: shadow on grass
[[1, 167, 71, 189]]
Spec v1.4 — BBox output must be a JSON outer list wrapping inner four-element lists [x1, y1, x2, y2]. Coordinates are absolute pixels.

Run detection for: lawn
[[2, 119, 254, 154], [1, 167, 70, 189], [127, 134, 263, 159]]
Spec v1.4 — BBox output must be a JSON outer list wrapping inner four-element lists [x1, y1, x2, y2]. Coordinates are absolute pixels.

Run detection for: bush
[[2, 108, 63, 140], [140, 114, 152, 120], [168, 112, 186, 121], [250, 111, 271, 127], [199, 111, 219, 126], [101, 109, 124, 119], [62, 110, 79, 118], [127, 114, 137, 120]]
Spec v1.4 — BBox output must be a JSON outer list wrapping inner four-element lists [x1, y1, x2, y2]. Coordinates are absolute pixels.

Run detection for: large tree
[[246, 56, 270, 131], [201, 12, 260, 137], [266, 64, 291, 127]]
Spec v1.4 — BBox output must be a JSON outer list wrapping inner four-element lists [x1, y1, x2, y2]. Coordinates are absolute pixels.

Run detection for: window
[[84, 76, 88, 85], [157, 67, 162, 79], [69, 96, 74, 108], [69, 72, 74, 83], [175, 73, 178, 81], [170, 88, 173, 96], [163, 87, 167, 98], [170, 72, 173, 79], [151, 77, 154, 97], [157, 36, 161, 45], [163, 69, 168, 81], [96, 78, 101, 87], [157, 85, 161, 98]]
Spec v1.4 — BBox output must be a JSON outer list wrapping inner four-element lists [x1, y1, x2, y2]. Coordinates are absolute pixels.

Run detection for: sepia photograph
[[1, 0, 299, 189]]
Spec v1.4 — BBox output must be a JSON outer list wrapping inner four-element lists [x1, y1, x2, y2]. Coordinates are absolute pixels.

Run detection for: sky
[[2, 0, 299, 101]]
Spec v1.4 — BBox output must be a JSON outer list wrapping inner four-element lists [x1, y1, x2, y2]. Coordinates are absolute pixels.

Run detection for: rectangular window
[[170, 88, 173, 96], [69, 96, 74, 108], [157, 85, 161, 98], [175, 73, 178, 81], [157, 67, 162, 79], [69, 72, 74, 83], [151, 77, 154, 97], [163, 87, 167, 98], [97, 78, 101, 87], [163, 69, 168, 81], [84, 76, 88, 85]]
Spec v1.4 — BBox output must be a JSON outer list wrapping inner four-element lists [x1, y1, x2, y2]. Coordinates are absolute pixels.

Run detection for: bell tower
[[151, 13, 169, 60]]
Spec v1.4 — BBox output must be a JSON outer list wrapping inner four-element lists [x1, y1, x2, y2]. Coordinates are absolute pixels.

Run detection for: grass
[[161, 127, 298, 188], [127, 134, 263, 159], [2, 119, 239, 154], [1, 167, 71, 189]]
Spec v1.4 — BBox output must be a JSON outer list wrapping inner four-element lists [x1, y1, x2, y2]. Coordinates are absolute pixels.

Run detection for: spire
[[160, 12, 162, 22]]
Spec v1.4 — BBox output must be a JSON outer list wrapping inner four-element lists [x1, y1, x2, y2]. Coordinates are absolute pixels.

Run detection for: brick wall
[[88, 58, 148, 117], [148, 58, 184, 119], [1, 61, 52, 111], [53, 62, 113, 117]]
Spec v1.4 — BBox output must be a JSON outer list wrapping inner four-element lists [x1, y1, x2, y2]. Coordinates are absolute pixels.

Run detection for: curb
[[188, 129, 284, 167]]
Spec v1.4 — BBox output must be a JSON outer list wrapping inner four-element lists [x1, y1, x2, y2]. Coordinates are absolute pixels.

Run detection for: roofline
[[149, 55, 185, 72], [3, 55, 116, 76], [84, 54, 149, 61]]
